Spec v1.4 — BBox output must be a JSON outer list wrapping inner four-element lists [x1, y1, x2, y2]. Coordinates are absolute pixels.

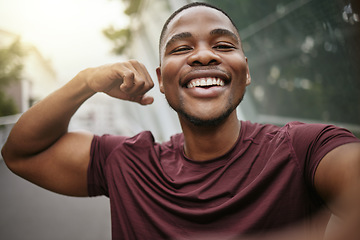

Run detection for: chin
[[170, 94, 245, 127], [179, 107, 235, 127]]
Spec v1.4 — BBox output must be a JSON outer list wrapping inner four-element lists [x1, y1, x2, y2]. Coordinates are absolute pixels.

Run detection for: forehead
[[163, 6, 239, 46]]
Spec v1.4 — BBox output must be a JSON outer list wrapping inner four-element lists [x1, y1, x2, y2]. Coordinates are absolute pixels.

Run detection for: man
[[2, 2, 360, 240]]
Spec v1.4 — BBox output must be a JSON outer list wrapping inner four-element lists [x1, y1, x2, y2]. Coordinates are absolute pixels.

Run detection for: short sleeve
[[87, 134, 127, 197], [287, 122, 360, 188]]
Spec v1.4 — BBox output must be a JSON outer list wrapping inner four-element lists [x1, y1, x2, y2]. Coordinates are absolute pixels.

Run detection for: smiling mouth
[[186, 77, 225, 88]]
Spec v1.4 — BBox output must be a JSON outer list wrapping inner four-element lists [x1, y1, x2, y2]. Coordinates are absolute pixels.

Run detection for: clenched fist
[[83, 60, 154, 105]]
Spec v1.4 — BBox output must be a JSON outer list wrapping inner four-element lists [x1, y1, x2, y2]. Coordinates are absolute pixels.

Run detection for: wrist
[[71, 68, 97, 98]]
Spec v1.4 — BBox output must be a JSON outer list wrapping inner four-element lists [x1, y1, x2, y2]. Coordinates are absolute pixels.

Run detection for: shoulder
[[241, 120, 359, 159], [92, 131, 183, 156], [91, 131, 155, 157], [282, 121, 359, 148], [282, 122, 359, 182], [242, 120, 358, 140]]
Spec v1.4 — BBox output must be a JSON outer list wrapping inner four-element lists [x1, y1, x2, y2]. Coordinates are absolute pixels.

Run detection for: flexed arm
[[1, 60, 154, 196]]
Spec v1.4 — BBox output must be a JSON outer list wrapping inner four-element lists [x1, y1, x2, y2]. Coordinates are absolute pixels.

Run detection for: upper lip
[[180, 69, 231, 87]]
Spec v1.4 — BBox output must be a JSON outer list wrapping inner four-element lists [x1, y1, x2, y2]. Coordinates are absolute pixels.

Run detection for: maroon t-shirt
[[88, 121, 359, 240]]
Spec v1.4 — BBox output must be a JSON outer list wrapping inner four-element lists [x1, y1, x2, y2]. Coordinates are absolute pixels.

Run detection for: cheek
[[161, 62, 172, 79], [229, 58, 248, 81], [161, 59, 184, 86], [159, 67, 176, 94]]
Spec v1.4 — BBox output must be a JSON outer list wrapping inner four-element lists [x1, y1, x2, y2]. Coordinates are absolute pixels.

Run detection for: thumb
[[138, 95, 154, 105]]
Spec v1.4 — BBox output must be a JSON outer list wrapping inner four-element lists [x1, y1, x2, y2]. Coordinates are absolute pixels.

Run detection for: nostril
[[208, 59, 218, 65], [190, 58, 220, 66], [191, 60, 203, 66]]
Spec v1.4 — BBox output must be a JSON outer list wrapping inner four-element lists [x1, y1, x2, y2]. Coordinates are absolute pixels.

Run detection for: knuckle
[[128, 59, 139, 65], [137, 80, 145, 88], [123, 71, 135, 80], [138, 62, 146, 69], [149, 81, 155, 88], [120, 84, 129, 92]]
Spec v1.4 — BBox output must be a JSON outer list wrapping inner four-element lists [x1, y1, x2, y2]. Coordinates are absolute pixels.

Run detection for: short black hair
[[158, 2, 239, 57]]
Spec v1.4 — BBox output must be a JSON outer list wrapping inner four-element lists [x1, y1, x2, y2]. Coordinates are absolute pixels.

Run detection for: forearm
[[2, 70, 95, 160]]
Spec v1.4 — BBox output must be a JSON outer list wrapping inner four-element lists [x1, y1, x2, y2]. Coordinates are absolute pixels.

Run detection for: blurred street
[[0, 160, 111, 240]]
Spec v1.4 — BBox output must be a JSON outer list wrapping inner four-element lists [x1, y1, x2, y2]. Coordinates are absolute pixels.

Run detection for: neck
[[180, 112, 241, 161]]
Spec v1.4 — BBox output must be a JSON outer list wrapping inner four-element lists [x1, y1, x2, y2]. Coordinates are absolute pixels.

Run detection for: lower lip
[[185, 86, 225, 98]]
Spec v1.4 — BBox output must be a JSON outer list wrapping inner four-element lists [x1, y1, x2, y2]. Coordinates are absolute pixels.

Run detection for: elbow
[[1, 143, 9, 164], [1, 142, 19, 173]]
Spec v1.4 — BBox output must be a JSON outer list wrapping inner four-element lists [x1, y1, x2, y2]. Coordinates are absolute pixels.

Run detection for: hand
[[83, 60, 154, 105]]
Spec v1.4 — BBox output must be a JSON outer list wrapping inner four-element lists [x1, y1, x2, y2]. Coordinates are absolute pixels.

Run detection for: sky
[[0, 0, 129, 82]]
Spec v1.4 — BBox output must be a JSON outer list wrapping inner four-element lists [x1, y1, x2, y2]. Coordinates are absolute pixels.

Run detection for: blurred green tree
[[0, 39, 24, 116], [103, 0, 142, 55], [207, 0, 360, 127]]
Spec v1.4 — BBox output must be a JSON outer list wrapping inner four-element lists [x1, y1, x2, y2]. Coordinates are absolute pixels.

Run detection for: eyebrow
[[164, 32, 192, 50], [164, 28, 240, 51], [210, 28, 240, 44]]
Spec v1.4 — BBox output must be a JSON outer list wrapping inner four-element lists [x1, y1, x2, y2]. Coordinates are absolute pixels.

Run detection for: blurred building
[[0, 29, 59, 155], [0, 29, 59, 112]]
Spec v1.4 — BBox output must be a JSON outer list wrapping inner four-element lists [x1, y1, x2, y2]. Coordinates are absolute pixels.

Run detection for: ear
[[245, 57, 251, 86], [156, 67, 165, 94]]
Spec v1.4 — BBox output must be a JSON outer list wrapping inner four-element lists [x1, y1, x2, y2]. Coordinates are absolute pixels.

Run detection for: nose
[[187, 45, 221, 66]]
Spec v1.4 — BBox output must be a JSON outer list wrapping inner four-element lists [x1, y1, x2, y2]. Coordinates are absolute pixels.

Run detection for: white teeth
[[186, 77, 225, 88], [200, 78, 206, 86]]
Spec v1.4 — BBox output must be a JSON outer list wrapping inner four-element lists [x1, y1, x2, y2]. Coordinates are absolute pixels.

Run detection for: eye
[[213, 42, 236, 51], [170, 46, 193, 54]]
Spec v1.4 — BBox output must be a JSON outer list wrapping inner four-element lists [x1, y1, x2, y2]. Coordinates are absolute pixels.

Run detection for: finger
[[119, 70, 135, 93], [120, 72, 153, 97], [131, 94, 154, 105], [139, 95, 154, 105], [121, 77, 147, 97], [129, 60, 155, 93], [129, 60, 147, 76]]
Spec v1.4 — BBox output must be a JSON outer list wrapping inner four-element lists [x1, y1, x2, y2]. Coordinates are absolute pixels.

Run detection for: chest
[[106, 138, 318, 239]]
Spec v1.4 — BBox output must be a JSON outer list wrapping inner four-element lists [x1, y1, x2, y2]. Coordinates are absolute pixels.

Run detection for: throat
[[182, 120, 241, 162]]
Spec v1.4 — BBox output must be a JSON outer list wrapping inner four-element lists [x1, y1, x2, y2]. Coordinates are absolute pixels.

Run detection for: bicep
[[314, 142, 360, 215], [9, 131, 94, 197]]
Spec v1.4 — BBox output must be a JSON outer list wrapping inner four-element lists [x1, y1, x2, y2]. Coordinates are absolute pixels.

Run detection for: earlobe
[[156, 67, 165, 93], [246, 73, 251, 86], [244, 57, 251, 86]]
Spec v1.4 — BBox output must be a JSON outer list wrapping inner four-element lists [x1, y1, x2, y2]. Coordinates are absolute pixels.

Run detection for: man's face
[[156, 6, 251, 126]]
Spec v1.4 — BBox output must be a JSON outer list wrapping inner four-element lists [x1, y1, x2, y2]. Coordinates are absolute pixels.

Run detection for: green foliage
[[0, 39, 25, 116], [103, 26, 132, 55], [103, 0, 142, 55], [0, 91, 18, 116], [207, 0, 360, 127], [0, 39, 24, 87], [122, 0, 142, 15]]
